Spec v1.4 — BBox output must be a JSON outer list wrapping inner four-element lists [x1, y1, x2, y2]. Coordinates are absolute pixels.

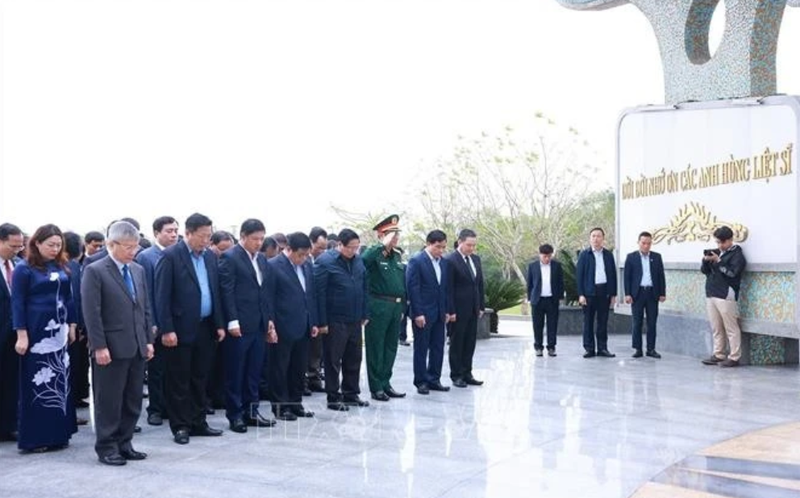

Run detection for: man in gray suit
[[82, 221, 154, 466]]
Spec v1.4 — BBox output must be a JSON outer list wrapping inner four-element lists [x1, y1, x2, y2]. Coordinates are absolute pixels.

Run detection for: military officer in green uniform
[[362, 215, 407, 402]]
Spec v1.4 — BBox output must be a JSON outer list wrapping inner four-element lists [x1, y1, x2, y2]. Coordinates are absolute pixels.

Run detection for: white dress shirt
[[426, 250, 442, 284], [540, 263, 552, 297], [593, 248, 607, 285]]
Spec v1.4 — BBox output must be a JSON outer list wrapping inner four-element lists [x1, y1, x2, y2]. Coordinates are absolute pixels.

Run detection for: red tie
[[4, 259, 12, 290]]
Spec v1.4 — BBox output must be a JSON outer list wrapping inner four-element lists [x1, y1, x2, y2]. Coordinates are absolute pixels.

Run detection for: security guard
[[362, 215, 407, 401]]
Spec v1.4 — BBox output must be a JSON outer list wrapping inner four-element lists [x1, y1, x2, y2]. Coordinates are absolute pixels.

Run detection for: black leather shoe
[[702, 356, 724, 365], [429, 382, 450, 392], [134, 425, 142, 433], [291, 405, 314, 418], [276, 409, 298, 421], [720, 359, 739, 368], [547, 349, 557, 357], [205, 407, 215, 415], [327, 402, 349, 412], [245, 413, 276, 428], [583, 350, 596, 358], [120, 449, 147, 460], [632, 350, 643, 358], [308, 381, 325, 393], [465, 377, 484, 386], [385, 387, 406, 398], [371, 391, 390, 402], [147, 413, 163, 426], [597, 350, 616, 358], [76, 399, 90, 408], [452, 378, 467, 388], [343, 396, 370, 407], [417, 384, 430, 395], [229, 418, 248, 433], [303, 387, 312, 396], [190, 425, 223, 437], [399, 340, 411, 346], [646, 350, 662, 359], [99, 453, 127, 466], [535, 349, 544, 357], [174, 430, 190, 445]]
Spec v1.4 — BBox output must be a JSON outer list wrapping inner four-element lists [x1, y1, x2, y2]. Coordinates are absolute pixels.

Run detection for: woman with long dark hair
[[12, 224, 78, 452]]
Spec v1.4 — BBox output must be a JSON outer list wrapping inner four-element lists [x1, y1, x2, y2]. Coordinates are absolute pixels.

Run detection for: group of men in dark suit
[[526, 228, 667, 360]]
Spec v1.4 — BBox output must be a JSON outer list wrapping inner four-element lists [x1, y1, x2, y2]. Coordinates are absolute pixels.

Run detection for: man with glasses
[[0, 223, 24, 442], [314, 228, 370, 411]]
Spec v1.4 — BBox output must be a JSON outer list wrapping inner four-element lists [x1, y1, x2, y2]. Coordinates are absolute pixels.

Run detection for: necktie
[[122, 265, 136, 300], [465, 256, 476, 279], [4, 259, 12, 291]]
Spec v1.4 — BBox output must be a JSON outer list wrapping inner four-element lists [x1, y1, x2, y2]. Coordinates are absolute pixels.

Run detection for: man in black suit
[[265, 232, 319, 420], [624, 231, 666, 359], [526, 244, 565, 357], [0, 223, 24, 442], [576, 227, 618, 358], [82, 221, 154, 466], [218, 219, 277, 433], [155, 213, 226, 444], [445, 229, 485, 388]]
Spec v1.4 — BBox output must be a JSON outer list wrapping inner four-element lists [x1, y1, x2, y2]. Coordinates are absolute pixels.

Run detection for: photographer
[[701, 226, 747, 367]]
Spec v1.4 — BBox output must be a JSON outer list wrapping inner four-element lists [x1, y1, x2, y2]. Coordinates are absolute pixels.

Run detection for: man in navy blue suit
[[266, 232, 319, 421], [155, 213, 226, 444], [0, 223, 24, 442], [526, 244, 565, 357], [576, 227, 618, 358], [406, 229, 453, 395], [218, 219, 277, 433], [623, 231, 666, 359], [135, 216, 179, 426]]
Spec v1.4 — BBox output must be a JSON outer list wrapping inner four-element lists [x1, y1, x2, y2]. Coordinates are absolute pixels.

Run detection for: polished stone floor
[[1, 320, 799, 498]]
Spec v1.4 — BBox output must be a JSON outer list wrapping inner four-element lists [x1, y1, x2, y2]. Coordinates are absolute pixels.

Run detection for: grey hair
[[107, 221, 141, 244]]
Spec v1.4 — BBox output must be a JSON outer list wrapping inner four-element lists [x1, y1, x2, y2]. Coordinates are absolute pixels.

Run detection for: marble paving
[[1, 319, 799, 498]]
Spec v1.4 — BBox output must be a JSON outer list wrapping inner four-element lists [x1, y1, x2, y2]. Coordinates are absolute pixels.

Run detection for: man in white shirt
[[526, 244, 565, 357]]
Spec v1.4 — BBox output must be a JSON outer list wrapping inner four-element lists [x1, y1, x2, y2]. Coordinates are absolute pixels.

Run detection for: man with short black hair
[[576, 227, 618, 358], [315, 228, 370, 411], [84, 231, 106, 261], [407, 229, 453, 395], [445, 229, 485, 387], [136, 216, 179, 426], [219, 219, 277, 433], [0, 223, 24, 441], [624, 231, 666, 359], [701, 226, 746, 367], [260, 237, 279, 259], [210, 231, 235, 257], [155, 213, 226, 444], [266, 232, 319, 420], [527, 243, 565, 358]]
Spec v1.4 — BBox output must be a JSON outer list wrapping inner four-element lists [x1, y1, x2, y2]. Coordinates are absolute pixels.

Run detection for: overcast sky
[[2, 0, 799, 236]]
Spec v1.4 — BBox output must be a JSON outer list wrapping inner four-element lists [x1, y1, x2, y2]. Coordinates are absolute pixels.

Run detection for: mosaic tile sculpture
[[556, 0, 800, 104]]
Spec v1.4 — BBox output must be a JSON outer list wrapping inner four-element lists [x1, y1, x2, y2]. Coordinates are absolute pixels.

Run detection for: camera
[[703, 249, 720, 257]]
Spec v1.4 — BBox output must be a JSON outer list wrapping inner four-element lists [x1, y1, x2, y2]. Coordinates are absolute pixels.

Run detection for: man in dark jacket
[[314, 228, 370, 411], [576, 227, 618, 358], [527, 244, 565, 357], [700, 226, 747, 367]]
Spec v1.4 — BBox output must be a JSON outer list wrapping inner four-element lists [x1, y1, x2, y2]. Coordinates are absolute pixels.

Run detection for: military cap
[[372, 214, 400, 233]]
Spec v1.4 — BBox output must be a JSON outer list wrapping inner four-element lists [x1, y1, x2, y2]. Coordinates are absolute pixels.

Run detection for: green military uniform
[[363, 215, 406, 396]]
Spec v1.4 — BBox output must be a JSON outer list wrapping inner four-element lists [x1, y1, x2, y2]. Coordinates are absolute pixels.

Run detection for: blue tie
[[122, 264, 136, 300]]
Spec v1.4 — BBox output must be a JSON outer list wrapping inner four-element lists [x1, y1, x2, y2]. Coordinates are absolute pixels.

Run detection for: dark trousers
[[631, 287, 659, 351], [146, 341, 168, 417], [268, 334, 309, 411], [0, 333, 19, 436], [412, 316, 445, 387], [448, 311, 478, 381], [583, 284, 611, 352], [69, 333, 90, 401], [164, 320, 215, 434], [223, 332, 265, 421], [259, 347, 270, 398], [399, 303, 410, 342], [323, 322, 363, 401], [92, 355, 145, 458], [206, 340, 225, 409], [532, 297, 559, 350], [306, 334, 323, 387]]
